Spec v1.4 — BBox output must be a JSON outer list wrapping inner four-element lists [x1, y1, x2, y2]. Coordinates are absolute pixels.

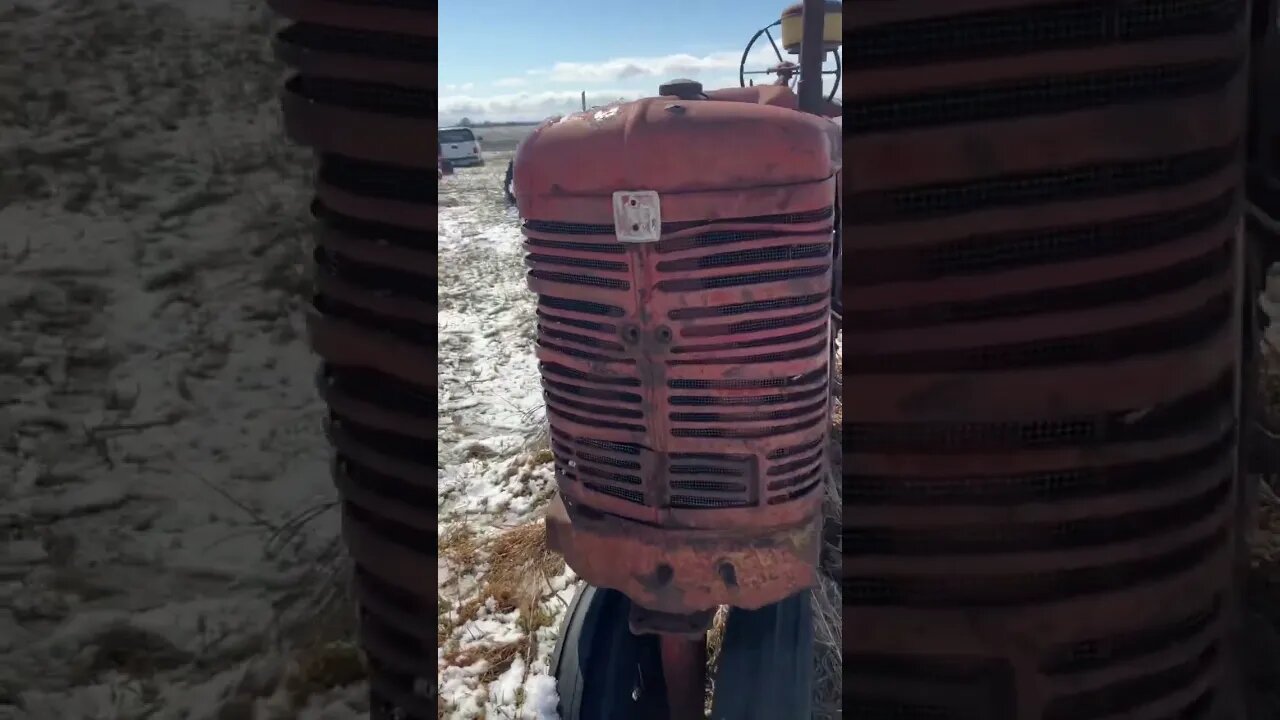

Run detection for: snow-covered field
[[0, 1, 365, 717], [436, 156, 574, 719]]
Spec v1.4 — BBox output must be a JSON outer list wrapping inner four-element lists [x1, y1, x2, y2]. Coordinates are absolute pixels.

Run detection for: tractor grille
[[845, 0, 1246, 717], [1248, 0, 1280, 213], [528, 210, 833, 517], [269, 1, 434, 717]]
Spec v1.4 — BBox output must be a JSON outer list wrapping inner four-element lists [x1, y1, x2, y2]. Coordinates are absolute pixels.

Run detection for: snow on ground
[[436, 156, 576, 720], [0, 1, 366, 718]]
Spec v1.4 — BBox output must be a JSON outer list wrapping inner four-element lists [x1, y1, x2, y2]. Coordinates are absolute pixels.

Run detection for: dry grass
[[438, 518, 566, 691], [812, 342, 843, 719], [483, 520, 565, 615]]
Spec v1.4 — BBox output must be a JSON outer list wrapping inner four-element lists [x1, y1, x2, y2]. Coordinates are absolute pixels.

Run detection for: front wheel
[[710, 591, 814, 720], [552, 584, 669, 719]]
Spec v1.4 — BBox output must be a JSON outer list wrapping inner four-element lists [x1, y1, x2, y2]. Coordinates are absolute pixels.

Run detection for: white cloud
[[547, 49, 777, 84], [438, 88, 653, 124], [438, 46, 839, 124]]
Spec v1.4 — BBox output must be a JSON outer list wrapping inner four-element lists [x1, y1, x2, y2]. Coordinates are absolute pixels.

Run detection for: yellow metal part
[[779, 1, 841, 53]]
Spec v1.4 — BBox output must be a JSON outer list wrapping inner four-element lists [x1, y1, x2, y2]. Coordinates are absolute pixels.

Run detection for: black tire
[[710, 591, 814, 720], [552, 584, 669, 719]]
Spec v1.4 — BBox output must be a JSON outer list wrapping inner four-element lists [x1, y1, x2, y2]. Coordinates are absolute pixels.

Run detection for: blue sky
[[439, 0, 839, 124]]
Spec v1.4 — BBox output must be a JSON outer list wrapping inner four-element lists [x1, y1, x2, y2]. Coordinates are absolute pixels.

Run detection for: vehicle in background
[[439, 126, 483, 167], [438, 139, 453, 178]]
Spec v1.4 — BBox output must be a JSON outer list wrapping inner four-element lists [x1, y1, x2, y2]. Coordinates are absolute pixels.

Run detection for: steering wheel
[[738, 19, 841, 103]]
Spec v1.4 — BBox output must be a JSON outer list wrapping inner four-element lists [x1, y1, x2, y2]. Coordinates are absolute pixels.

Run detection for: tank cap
[[658, 78, 703, 100]]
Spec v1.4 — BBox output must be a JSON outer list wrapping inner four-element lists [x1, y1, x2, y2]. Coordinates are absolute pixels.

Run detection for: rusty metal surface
[[273, 23, 435, 89], [268, 5, 436, 717], [281, 79, 438, 166], [517, 93, 837, 614], [844, 1, 1247, 717], [544, 494, 819, 614], [659, 633, 709, 720]]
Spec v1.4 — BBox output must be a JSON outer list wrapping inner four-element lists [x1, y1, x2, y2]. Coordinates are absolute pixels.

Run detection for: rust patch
[[545, 495, 820, 614]]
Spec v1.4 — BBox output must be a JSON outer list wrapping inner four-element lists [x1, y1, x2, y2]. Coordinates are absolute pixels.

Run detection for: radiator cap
[[659, 78, 703, 100]]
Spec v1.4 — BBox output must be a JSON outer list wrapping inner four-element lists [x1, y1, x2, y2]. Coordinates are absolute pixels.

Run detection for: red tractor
[[513, 2, 841, 717]]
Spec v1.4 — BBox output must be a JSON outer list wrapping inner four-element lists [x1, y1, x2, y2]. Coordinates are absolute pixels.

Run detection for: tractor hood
[[513, 87, 839, 219]]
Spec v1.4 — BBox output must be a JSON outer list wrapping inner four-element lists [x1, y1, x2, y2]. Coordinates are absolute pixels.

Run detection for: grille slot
[[538, 295, 625, 318], [542, 378, 640, 404], [312, 200, 432, 250], [537, 326, 625, 353], [852, 189, 1234, 281], [576, 465, 642, 485], [846, 292, 1231, 373], [845, 526, 1227, 607], [344, 500, 430, 550], [766, 464, 825, 492], [541, 362, 640, 387], [529, 269, 630, 290], [669, 398, 827, 424], [768, 448, 826, 476], [668, 339, 829, 366], [546, 405, 644, 432], [525, 237, 627, 254], [314, 246, 436, 302], [1043, 645, 1217, 720], [329, 412, 430, 464], [670, 385, 827, 407], [320, 153, 437, 203], [671, 322, 828, 354], [848, 431, 1233, 505], [322, 365, 435, 417], [655, 243, 831, 271], [657, 229, 821, 253], [289, 75, 435, 117], [667, 453, 754, 508], [669, 293, 828, 320], [544, 389, 643, 420], [849, 59, 1241, 133], [656, 264, 829, 292], [525, 252, 629, 272], [681, 308, 830, 337], [582, 482, 645, 504], [847, 476, 1229, 555], [847, 374, 1231, 453], [848, 0, 1243, 68], [338, 456, 433, 511], [768, 472, 826, 504], [314, 295, 430, 343], [768, 437, 827, 460], [1040, 596, 1220, 674], [670, 366, 827, 390], [537, 338, 636, 364], [574, 436, 644, 455], [849, 243, 1232, 329], [848, 145, 1236, 223], [279, 22, 437, 63], [673, 415, 827, 439], [535, 309, 617, 334]]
